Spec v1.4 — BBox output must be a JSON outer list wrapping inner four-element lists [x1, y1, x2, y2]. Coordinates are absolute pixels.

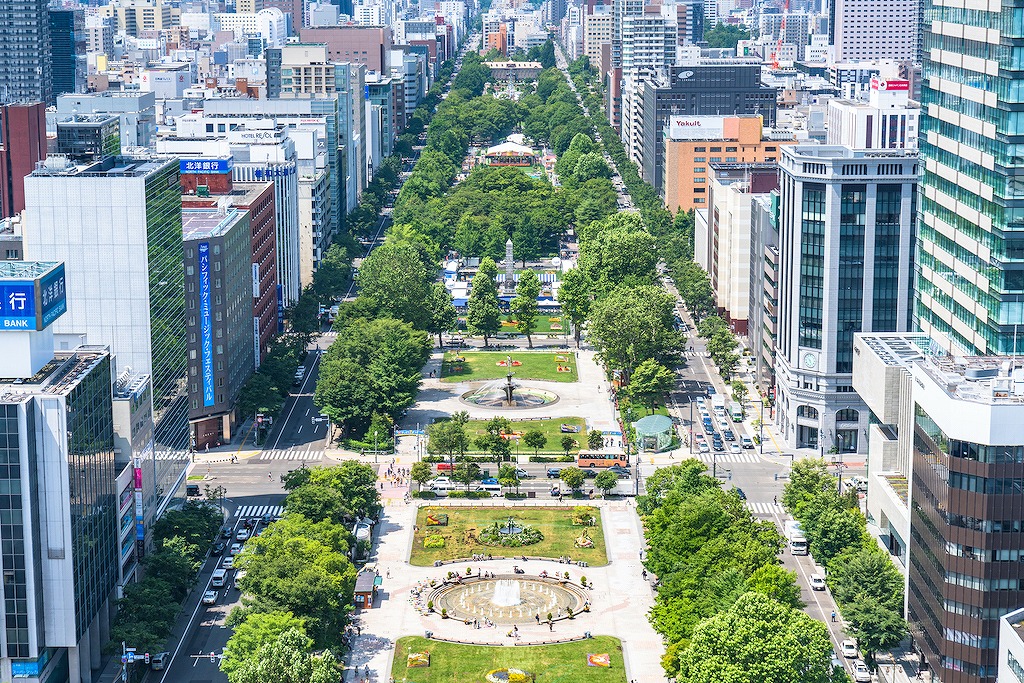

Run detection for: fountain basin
[[428, 575, 587, 625], [460, 385, 559, 409]]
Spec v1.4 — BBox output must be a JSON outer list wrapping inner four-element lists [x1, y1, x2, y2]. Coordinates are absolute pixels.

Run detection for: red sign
[[871, 78, 909, 91]]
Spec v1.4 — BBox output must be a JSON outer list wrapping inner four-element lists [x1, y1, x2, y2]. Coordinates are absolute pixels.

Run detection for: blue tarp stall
[[634, 414, 674, 452]]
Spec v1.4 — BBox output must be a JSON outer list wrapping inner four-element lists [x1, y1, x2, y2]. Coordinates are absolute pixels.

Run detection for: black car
[[583, 468, 598, 478], [734, 487, 747, 501], [712, 441, 725, 452], [546, 467, 562, 478], [607, 464, 632, 479], [212, 541, 226, 556]]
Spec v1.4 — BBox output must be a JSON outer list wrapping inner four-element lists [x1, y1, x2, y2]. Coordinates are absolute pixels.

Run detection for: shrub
[[529, 455, 575, 463], [424, 534, 445, 549]]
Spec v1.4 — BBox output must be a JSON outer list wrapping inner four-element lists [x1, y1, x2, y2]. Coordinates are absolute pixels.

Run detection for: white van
[[429, 478, 457, 492], [211, 568, 227, 588], [473, 483, 503, 497], [235, 569, 246, 590]]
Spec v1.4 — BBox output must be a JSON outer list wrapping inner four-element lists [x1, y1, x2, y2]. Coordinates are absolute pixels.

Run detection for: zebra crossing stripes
[[256, 448, 325, 461], [746, 502, 785, 516], [234, 505, 284, 519], [322, 330, 339, 338], [695, 452, 761, 464]]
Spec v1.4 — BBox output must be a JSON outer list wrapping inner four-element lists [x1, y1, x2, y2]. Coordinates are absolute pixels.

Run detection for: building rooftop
[[856, 333, 931, 367], [918, 354, 1024, 405], [182, 208, 245, 241], [57, 114, 119, 126], [0, 346, 109, 399], [30, 155, 173, 178], [784, 145, 918, 160], [0, 261, 61, 281]]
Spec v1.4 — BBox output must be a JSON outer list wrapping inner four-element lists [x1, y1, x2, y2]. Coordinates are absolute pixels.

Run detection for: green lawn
[[464, 417, 586, 455], [500, 313, 568, 336], [394, 636, 626, 683], [440, 351, 577, 383], [410, 506, 607, 566]]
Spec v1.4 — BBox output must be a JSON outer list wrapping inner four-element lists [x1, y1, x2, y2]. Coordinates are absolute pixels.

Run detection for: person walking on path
[[831, 610, 837, 623]]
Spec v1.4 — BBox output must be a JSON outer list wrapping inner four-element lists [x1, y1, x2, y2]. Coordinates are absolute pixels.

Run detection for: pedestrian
[[535, 613, 540, 623], [773, 495, 778, 504], [549, 621, 553, 631], [267, 472, 272, 480], [642, 569, 647, 580], [831, 610, 837, 623]]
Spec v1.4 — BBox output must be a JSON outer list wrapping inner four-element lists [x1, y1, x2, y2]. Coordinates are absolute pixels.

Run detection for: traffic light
[[209, 651, 217, 663], [144, 653, 150, 665]]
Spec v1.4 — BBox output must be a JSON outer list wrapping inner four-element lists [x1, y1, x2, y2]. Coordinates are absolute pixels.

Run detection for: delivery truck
[[784, 520, 809, 555]]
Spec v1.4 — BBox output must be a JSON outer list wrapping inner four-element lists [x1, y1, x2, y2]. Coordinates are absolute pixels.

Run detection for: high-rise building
[[0, 103, 47, 219], [830, 0, 920, 62], [23, 156, 191, 464], [0, 0, 52, 105], [853, 335, 1024, 683], [55, 92, 158, 150], [583, 8, 612, 65], [181, 209, 255, 449], [55, 115, 122, 162], [775, 145, 917, 454], [827, 77, 919, 150], [915, 3, 1021, 356], [298, 25, 393, 72], [49, 9, 87, 99], [0, 260, 119, 683]]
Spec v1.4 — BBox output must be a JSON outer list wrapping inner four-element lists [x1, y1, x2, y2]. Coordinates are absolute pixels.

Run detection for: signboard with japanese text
[[39, 263, 67, 328], [198, 243, 215, 407], [180, 159, 233, 175]]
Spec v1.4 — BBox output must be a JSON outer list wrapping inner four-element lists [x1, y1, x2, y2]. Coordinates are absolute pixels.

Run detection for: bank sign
[[0, 263, 67, 331], [668, 115, 726, 141]]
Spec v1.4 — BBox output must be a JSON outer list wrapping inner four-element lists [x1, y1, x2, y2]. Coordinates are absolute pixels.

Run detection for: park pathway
[[344, 500, 666, 682]]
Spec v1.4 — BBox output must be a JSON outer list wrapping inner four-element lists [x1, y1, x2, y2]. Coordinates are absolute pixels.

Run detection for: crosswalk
[[256, 448, 325, 461], [683, 349, 709, 357], [746, 502, 785, 516], [322, 330, 338, 338], [695, 452, 761, 464], [234, 504, 284, 519]]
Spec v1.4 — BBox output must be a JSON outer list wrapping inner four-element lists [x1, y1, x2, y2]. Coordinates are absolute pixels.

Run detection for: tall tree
[[427, 418, 470, 468], [221, 612, 307, 681], [588, 285, 683, 380], [355, 241, 432, 328], [467, 257, 503, 345], [842, 596, 908, 666], [427, 282, 458, 347], [627, 359, 676, 413], [558, 268, 592, 348], [232, 628, 341, 683], [677, 592, 837, 683], [511, 270, 541, 347]]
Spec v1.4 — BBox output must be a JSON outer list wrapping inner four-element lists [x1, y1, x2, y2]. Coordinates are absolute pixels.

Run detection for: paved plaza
[[344, 499, 664, 682]]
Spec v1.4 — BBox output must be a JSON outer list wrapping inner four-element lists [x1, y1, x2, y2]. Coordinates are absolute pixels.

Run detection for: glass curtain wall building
[[916, 1, 1024, 354]]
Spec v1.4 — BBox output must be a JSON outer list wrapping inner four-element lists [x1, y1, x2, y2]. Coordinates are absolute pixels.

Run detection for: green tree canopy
[[511, 270, 541, 347], [557, 267, 592, 348], [588, 284, 683, 379], [355, 241, 433, 328], [467, 258, 503, 345], [627, 359, 676, 413], [221, 612, 307, 681]]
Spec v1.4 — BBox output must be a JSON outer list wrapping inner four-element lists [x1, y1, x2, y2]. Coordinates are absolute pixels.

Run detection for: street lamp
[[373, 430, 379, 464], [759, 398, 765, 456]]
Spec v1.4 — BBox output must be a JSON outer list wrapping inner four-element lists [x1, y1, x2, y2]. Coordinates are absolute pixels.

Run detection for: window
[[726, 146, 737, 152], [693, 157, 706, 162], [765, 146, 777, 151], [710, 146, 722, 152], [796, 405, 819, 419], [694, 198, 705, 203], [836, 408, 859, 422], [694, 167, 706, 174], [710, 157, 722, 163], [726, 157, 737, 162], [693, 188, 705, 193], [206, 124, 214, 133], [694, 146, 706, 152], [4, 250, 18, 260], [694, 177, 706, 183]]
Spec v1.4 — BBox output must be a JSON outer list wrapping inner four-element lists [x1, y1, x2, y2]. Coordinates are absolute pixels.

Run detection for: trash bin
[[527, 491, 536, 498]]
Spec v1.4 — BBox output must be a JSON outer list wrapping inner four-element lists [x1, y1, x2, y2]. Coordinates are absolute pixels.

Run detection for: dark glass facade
[[48, 9, 85, 98], [836, 184, 866, 374], [911, 404, 1024, 681], [799, 183, 825, 350]]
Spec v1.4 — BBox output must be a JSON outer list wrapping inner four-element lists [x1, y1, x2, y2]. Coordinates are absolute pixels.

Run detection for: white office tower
[[620, 4, 677, 166], [827, 76, 918, 150], [774, 145, 917, 454], [611, 0, 645, 67], [830, 0, 920, 62], [213, 7, 287, 47]]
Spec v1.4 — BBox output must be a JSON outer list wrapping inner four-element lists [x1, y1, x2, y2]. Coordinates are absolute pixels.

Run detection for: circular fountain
[[460, 355, 559, 409], [429, 575, 588, 625]]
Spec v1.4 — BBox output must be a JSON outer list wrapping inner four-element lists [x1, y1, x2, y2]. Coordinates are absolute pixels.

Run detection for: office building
[[49, 9, 87, 99], [827, 77, 918, 150], [915, 0, 1021, 356], [749, 191, 780, 391], [853, 335, 1024, 683], [101, 0, 174, 37], [84, 15, 113, 56], [23, 156, 191, 465], [298, 25, 393, 72], [662, 114, 794, 211], [830, 0, 920, 62], [55, 92, 158, 150], [0, 0, 52, 105], [775, 145, 917, 454], [213, 8, 288, 48], [0, 260, 118, 683], [0, 103, 47, 219], [583, 9, 613, 65], [999, 608, 1024, 683], [702, 163, 780, 335], [55, 115, 121, 162], [637, 64, 779, 197], [182, 209, 255, 449]]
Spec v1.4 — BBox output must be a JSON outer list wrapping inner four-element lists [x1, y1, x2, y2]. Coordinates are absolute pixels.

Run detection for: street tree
[[467, 258, 503, 346], [427, 418, 470, 469], [426, 282, 458, 347], [511, 270, 541, 347], [498, 463, 522, 494], [355, 241, 432, 329], [587, 429, 604, 451], [557, 267, 592, 348], [453, 461, 481, 491], [731, 380, 747, 404], [560, 466, 586, 492], [560, 435, 576, 457], [594, 470, 618, 497], [410, 462, 434, 490], [283, 484, 346, 525], [588, 285, 683, 380], [475, 432, 512, 469], [827, 545, 905, 614], [744, 563, 804, 610], [782, 458, 838, 518], [304, 461, 382, 522], [842, 596, 908, 667], [232, 628, 341, 683], [806, 506, 866, 566], [627, 359, 675, 413], [676, 592, 836, 683], [221, 611, 307, 681], [523, 429, 547, 455]]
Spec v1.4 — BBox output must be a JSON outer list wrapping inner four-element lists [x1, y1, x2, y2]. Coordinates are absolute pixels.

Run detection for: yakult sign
[[668, 116, 726, 140]]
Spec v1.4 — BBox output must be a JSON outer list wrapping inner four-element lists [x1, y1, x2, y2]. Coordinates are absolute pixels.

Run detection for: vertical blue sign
[[198, 242, 215, 407]]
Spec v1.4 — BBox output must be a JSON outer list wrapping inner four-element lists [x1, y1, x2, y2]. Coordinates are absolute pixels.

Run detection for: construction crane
[[770, 0, 789, 69]]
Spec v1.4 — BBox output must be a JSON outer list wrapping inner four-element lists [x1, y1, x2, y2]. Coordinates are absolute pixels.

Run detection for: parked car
[[150, 652, 169, 671], [810, 574, 827, 591], [479, 477, 499, 486], [841, 640, 858, 659], [202, 590, 218, 606], [546, 467, 562, 478], [607, 464, 631, 478], [583, 467, 598, 478], [853, 660, 871, 682]]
